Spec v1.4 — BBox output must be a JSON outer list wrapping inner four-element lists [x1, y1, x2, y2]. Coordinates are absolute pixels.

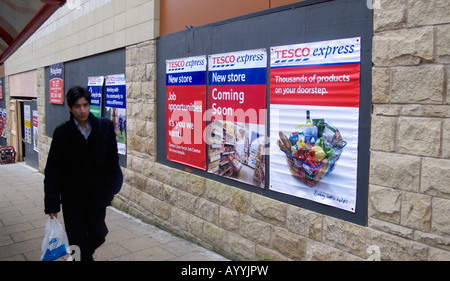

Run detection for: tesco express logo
[[168, 60, 186, 69], [273, 43, 356, 62], [212, 55, 236, 65], [168, 59, 205, 71], [273, 47, 311, 59], [211, 53, 264, 67]]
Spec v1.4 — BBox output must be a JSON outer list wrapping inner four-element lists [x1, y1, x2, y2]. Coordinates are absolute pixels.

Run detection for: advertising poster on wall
[[1, 108, 6, 138], [269, 37, 360, 212], [207, 49, 267, 188], [49, 63, 64, 104], [0, 79, 3, 99], [33, 110, 39, 152], [105, 74, 126, 155], [166, 55, 207, 170], [0, 108, 3, 137], [24, 105, 32, 144], [88, 76, 104, 117]]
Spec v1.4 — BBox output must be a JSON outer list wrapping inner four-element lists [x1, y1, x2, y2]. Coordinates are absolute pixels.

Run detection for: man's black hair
[[66, 86, 91, 108]]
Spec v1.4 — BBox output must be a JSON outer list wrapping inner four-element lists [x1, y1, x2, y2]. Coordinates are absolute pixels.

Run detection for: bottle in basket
[[303, 110, 318, 144]]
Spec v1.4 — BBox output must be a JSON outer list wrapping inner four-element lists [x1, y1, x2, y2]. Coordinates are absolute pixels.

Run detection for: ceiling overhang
[[0, 0, 66, 65]]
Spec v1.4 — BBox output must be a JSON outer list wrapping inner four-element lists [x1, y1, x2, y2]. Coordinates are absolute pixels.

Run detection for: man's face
[[69, 97, 90, 123]]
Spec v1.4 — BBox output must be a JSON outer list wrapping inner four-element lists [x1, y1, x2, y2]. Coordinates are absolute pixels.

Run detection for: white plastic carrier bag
[[40, 217, 70, 261]]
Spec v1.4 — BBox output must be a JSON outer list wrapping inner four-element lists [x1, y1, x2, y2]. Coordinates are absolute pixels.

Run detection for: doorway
[[9, 99, 22, 161], [9, 99, 39, 168]]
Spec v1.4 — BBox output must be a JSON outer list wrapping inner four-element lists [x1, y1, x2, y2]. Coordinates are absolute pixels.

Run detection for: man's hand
[[49, 213, 58, 219]]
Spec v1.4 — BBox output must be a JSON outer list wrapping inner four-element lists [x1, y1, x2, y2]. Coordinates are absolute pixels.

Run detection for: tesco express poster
[[269, 37, 360, 212], [166, 55, 207, 170], [207, 49, 267, 188]]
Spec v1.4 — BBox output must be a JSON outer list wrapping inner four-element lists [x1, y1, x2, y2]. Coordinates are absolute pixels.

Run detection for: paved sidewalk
[[0, 163, 228, 261]]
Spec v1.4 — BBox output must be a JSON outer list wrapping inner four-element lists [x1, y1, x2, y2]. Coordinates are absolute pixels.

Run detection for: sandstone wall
[[368, 0, 450, 260]]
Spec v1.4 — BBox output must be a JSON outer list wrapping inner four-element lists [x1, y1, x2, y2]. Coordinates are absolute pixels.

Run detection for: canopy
[[0, 0, 66, 64]]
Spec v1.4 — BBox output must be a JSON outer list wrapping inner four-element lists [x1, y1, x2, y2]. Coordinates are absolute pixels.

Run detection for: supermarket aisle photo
[[207, 120, 265, 188]]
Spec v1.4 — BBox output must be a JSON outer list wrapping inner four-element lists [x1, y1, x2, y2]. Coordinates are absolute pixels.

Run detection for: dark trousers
[[63, 208, 108, 261]]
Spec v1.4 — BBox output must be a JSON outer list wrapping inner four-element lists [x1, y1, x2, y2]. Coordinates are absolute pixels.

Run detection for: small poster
[[0, 79, 3, 100], [105, 74, 126, 155], [0, 108, 3, 137], [24, 105, 31, 144], [1, 108, 6, 138], [207, 49, 267, 188], [88, 76, 104, 117], [49, 63, 64, 104], [33, 110, 39, 152], [166, 55, 207, 170], [269, 37, 361, 212]]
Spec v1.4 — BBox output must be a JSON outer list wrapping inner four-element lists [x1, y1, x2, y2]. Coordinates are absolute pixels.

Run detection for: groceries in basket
[[277, 110, 346, 187]]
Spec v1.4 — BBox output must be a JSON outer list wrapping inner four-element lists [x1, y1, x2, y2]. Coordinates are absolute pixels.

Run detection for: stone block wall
[[369, 0, 450, 260], [111, 1, 450, 260], [36, 67, 52, 171]]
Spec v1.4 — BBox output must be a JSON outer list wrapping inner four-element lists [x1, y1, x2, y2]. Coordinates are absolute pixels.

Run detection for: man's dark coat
[[44, 113, 118, 213]]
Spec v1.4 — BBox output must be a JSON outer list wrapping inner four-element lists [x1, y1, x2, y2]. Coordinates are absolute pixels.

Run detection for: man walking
[[44, 86, 119, 261]]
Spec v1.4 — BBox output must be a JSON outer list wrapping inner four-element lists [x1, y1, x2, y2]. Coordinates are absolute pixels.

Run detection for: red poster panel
[[207, 49, 267, 188], [166, 56, 207, 170], [49, 63, 64, 104]]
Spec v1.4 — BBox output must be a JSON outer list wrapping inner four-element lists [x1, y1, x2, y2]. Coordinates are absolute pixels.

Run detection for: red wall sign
[[166, 55, 207, 170], [49, 63, 64, 104]]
